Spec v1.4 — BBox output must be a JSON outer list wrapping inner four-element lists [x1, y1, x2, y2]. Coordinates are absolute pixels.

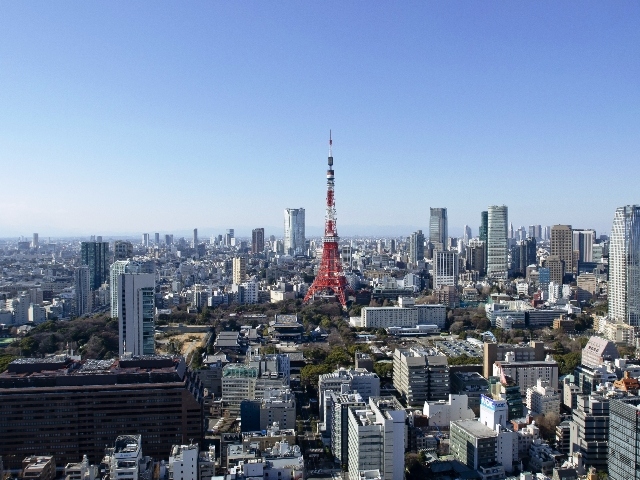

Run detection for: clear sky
[[1, 2, 638, 239]]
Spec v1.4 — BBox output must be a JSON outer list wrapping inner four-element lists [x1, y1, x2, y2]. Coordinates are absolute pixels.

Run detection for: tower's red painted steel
[[304, 132, 353, 307]]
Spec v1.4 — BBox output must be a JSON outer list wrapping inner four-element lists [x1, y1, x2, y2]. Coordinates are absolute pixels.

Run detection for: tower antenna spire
[[329, 130, 332, 158]]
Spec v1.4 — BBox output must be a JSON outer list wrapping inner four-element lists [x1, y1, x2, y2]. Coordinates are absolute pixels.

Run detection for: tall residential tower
[[487, 205, 508, 278], [609, 205, 640, 326]]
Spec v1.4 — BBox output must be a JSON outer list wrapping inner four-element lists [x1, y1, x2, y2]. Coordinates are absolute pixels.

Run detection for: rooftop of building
[[319, 367, 379, 380], [0, 355, 188, 388], [451, 419, 497, 438], [170, 444, 198, 459], [495, 359, 558, 367], [114, 435, 141, 454]]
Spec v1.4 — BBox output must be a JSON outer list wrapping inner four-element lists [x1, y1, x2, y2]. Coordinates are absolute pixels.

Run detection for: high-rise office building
[[113, 240, 133, 261], [408, 230, 425, 267], [165, 234, 173, 245], [252, 228, 265, 254], [225, 229, 235, 246], [609, 397, 640, 480], [463, 225, 472, 244], [569, 394, 610, 471], [80, 241, 110, 290], [487, 205, 508, 278], [480, 211, 489, 268], [31, 233, 39, 249], [550, 225, 573, 275], [467, 239, 486, 276], [433, 250, 459, 289], [154, 232, 160, 245], [192, 228, 198, 248], [141, 233, 149, 247], [117, 272, 155, 356], [479, 211, 488, 242], [609, 205, 640, 326], [529, 225, 542, 240], [429, 208, 448, 251], [513, 238, 537, 276], [573, 229, 595, 264], [74, 266, 92, 316], [284, 208, 305, 256], [232, 256, 247, 284], [110, 260, 143, 318], [543, 226, 551, 241]]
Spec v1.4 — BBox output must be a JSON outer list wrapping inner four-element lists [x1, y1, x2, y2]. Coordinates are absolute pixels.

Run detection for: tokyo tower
[[304, 132, 353, 307]]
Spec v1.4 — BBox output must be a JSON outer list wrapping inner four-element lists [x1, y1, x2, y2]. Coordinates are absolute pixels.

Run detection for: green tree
[[448, 354, 481, 366], [373, 362, 393, 378], [300, 364, 332, 386], [0, 354, 16, 373], [556, 351, 582, 376]]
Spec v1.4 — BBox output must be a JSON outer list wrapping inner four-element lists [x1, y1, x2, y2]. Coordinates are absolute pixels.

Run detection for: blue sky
[[1, 2, 638, 238]]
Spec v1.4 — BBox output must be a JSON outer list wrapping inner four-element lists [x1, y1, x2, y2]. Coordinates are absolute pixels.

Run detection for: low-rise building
[[360, 299, 446, 330], [451, 370, 489, 409], [22, 457, 56, 480], [449, 419, 497, 471], [423, 394, 475, 427], [168, 444, 199, 480]]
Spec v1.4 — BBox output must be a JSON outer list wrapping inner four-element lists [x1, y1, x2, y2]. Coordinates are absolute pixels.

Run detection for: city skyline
[[1, 3, 638, 235]]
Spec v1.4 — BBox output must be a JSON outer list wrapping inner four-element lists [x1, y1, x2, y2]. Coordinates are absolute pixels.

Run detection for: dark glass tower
[[80, 241, 110, 290]]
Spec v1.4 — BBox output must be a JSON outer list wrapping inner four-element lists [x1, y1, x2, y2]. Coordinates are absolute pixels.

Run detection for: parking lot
[[434, 339, 482, 358]]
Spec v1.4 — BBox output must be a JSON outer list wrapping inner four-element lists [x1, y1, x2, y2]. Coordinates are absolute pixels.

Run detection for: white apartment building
[[28, 304, 47, 324], [318, 368, 380, 421], [347, 397, 405, 480], [75, 265, 93, 316], [526, 379, 561, 416], [168, 444, 198, 480], [360, 297, 446, 329], [117, 272, 155, 356], [433, 250, 459, 289], [423, 394, 475, 427]]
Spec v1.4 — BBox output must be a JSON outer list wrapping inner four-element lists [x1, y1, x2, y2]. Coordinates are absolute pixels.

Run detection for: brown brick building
[[0, 355, 203, 470]]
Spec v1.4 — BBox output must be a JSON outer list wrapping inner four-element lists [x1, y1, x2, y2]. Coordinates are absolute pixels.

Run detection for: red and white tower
[[304, 132, 353, 307]]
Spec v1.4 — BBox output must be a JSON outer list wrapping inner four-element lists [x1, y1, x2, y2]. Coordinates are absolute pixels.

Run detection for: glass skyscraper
[[429, 208, 448, 251], [80, 241, 110, 290], [284, 208, 305, 256]]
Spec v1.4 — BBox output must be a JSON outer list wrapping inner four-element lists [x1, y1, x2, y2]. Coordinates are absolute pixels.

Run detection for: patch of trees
[[373, 361, 393, 378], [300, 344, 370, 386], [3, 316, 119, 359], [448, 354, 482, 366], [555, 351, 582, 376]]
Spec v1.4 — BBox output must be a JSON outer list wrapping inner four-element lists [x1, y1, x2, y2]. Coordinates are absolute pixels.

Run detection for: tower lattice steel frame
[[304, 132, 353, 307]]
